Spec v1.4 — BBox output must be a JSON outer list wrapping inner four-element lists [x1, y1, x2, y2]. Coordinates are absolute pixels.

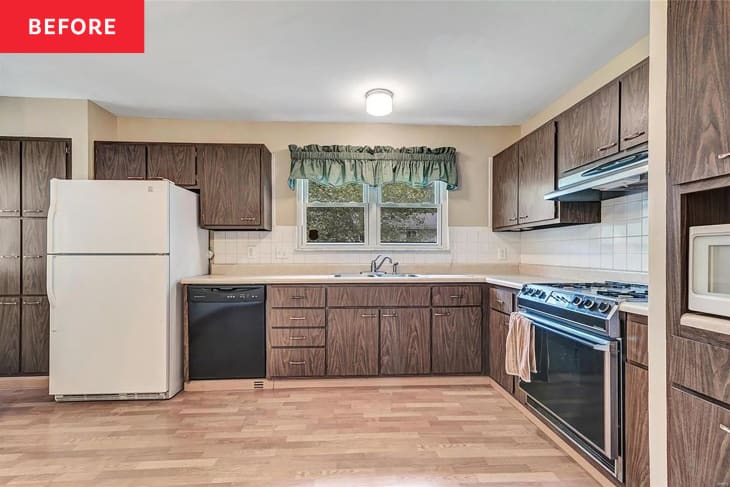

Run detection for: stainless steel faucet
[[370, 255, 393, 273]]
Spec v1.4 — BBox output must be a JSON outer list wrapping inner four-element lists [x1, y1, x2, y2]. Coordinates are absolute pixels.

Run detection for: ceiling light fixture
[[365, 88, 393, 116]]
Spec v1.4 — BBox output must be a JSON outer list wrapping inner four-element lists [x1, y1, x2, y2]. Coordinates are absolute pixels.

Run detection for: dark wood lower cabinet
[[668, 387, 730, 487], [380, 308, 430, 375], [488, 309, 513, 393], [0, 297, 20, 375], [625, 363, 650, 487], [20, 297, 49, 374], [326, 309, 379, 376], [431, 307, 481, 374]]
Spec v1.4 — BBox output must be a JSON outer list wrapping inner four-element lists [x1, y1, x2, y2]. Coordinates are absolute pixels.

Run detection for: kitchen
[[0, 1, 727, 486]]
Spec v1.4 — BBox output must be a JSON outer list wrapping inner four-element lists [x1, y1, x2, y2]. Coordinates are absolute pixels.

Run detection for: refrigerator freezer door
[[49, 255, 170, 396], [48, 180, 170, 255]]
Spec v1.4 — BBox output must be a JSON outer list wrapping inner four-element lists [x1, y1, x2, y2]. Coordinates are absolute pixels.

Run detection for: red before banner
[[0, 0, 144, 53]]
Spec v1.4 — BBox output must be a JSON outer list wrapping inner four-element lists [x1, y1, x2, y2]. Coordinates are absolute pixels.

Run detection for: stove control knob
[[538, 291, 547, 299], [597, 302, 610, 313], [583, 299, 595, 309], [572, 296, 583, 306]]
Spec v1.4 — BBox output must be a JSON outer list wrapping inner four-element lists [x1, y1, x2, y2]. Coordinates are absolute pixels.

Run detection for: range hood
[[545, 149, 648, 202]]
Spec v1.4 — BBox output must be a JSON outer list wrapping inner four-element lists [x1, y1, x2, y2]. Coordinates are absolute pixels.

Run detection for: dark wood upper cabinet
[[431, 306, 481, 374], [518, 123, 557, 225], [668, 1, 730, 184], [668, 387, 730, 487], [21, 296, 49, 374], [380, 307, 430, 375], [326, 308, 379, 376], [620, 60, 649, 151], [0, 140, 21, 217], [625, 363, 650, 487], [197, 144, 272, 230], [22, 219, 46, 295], [94, 142, 146, 180], [0, 219, 21, 295], [488, 309, 514, 393], [492, 144, 519, 229], [22, 140, 68, 217], [147, 144, 196, 186], [0, 297, 20, 375], [557, 81, 620, 175]]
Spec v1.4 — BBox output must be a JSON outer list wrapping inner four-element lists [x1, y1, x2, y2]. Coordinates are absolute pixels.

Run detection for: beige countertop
[[619, 301, 649, 316]]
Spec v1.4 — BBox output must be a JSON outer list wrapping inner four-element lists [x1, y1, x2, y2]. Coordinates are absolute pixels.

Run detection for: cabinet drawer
[[626, 314, 648, 367], [327, 286, 430, 307], [668, 387, 730, 487], [268, 286, 325, 308], [269, 348, 325, 377], [670, 336, 730, 404], [432, 285, 481, 307], [270, 328, 325, 348], [269, 308, 325, 328], [489, 287, 514, 314]]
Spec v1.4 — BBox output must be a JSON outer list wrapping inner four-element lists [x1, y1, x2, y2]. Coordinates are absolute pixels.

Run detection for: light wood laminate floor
[[0, 384, 599, 486]]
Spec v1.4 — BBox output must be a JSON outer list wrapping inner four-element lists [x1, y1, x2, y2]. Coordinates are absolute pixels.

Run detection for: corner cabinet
[[197, 144, 272, 230], [492, 122, 600, 231]]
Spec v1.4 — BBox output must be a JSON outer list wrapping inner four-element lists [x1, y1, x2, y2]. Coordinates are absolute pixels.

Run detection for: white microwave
[[689, 224, 730, 317]]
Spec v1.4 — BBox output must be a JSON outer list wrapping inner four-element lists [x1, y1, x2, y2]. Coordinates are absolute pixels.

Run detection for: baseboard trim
[[0, 376, 48, 390]]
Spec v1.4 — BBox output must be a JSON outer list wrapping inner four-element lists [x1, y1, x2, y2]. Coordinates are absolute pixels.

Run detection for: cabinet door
[[0, 297, 20, 375], [22, 140, 67, 217], [380, 308, 430, 375], [147, 144, 196, 186], [94, 143, 146, 180], [0, 219, 21, 295], [0, 140, 21, 217], [22, 219, 46, 295], [492, 144, 519, 229], [518, 123, 557, 225], [326, 308, 379, 376], [198, 145, 261, 227], [668, 387, 730, 487], [625, 363, 650, 487], [488, 310, 513, 393], [432, 307, 481, 374], [21, 296, 49, 374], [557, 82, 620, 175], [668, 1, 730, 184], [620, 60, 649, 151]]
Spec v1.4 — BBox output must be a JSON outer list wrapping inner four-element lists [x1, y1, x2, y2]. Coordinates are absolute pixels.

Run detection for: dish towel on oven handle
[[505, 312, 537, 382]]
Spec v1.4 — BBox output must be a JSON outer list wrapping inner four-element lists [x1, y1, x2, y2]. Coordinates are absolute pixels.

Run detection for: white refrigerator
[[47, 180, 208, 401]]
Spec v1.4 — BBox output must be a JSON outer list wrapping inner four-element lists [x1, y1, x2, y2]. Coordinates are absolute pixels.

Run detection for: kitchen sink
[[332, 272, 421, 278]]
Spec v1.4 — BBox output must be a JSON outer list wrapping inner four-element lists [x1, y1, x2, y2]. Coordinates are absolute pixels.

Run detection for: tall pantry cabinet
[[0, 138, 70, 376]]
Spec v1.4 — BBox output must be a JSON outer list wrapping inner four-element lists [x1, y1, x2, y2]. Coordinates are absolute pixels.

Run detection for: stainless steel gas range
[[516, 281, 648, 482]]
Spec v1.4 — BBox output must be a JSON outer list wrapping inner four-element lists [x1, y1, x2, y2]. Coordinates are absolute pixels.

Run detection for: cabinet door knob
[[718, 152, 730, 160], [597, 142, 617, 152], [622, 131, 646, 141]]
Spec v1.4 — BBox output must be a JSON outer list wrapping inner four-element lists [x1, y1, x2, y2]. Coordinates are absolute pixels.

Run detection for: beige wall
[[87, 101, 118, 178], [115, 118, 519, 226], [520, 36, 650, 136], [648, 2, 668, 484]]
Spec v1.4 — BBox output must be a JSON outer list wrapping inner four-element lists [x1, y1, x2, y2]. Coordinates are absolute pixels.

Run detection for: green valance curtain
[[287, 144, 458, 190]]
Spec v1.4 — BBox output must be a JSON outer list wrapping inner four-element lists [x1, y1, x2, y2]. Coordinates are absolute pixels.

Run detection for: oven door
[[518, 310, 619, 460]]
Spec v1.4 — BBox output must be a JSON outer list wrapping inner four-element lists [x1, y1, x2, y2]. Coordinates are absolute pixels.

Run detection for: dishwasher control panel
[[188, 286, 265, 303]]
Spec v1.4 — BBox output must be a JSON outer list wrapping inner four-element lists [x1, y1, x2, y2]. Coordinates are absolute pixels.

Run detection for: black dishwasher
[[188, 286, 266, 380]]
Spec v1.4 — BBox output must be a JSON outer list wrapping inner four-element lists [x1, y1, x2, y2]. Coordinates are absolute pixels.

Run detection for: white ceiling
[[0, 1, 649, 126]]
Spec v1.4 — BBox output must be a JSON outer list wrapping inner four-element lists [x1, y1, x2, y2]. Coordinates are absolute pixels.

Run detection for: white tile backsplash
[[520, 191, 649, 273]]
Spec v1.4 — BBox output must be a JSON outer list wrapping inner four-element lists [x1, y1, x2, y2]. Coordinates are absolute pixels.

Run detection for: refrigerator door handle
[[48, 181, 58, 253], [48, 255, 57, 311]]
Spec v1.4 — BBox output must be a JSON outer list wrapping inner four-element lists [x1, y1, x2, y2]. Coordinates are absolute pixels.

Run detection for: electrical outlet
[[275, 248, 290, 260], [247, 246, 258, 259], [497, 248, 507, 261]]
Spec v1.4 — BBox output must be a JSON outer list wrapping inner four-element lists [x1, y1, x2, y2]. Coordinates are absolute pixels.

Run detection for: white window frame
[[296, 180, 449, 251]]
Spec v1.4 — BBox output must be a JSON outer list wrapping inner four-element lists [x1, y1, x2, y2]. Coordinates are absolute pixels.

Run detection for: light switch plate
[[247, 246, 258, 259], [497, 248, 507, 261]]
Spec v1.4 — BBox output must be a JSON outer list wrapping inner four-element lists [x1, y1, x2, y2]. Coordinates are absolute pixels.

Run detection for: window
[[297, 180, 448, 250]]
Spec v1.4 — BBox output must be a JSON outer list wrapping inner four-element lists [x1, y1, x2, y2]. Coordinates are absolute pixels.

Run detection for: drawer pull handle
[[622, 131, 646, 141], [434, 312, 451, 317], [718, 152, 730, 160], [721, 424, 730, 434], [23, 300, 43, 305], [23, 209, 44, 214], [508, 217, 518, 222], [496, 299, 504, 305], [0, 302, 18, 306], [289, 317, 306, 321], [240, 216, 256, 221], [597, 142, 617, 152], [289, 361, 306, 366], [449, 295, 463, 299], [382, 313, 398, 318], [361, 313, 378, 318], [0, 209, 19, 213], [289, 336, 307, 340], [519, 215, 528, 219], [23, 255, 43, 259], [291, 295, 306, 300], [0, 255, 20, 259]]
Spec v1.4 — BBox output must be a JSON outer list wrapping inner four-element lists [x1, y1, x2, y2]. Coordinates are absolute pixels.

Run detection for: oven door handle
[[519, 311, 613, 351]]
